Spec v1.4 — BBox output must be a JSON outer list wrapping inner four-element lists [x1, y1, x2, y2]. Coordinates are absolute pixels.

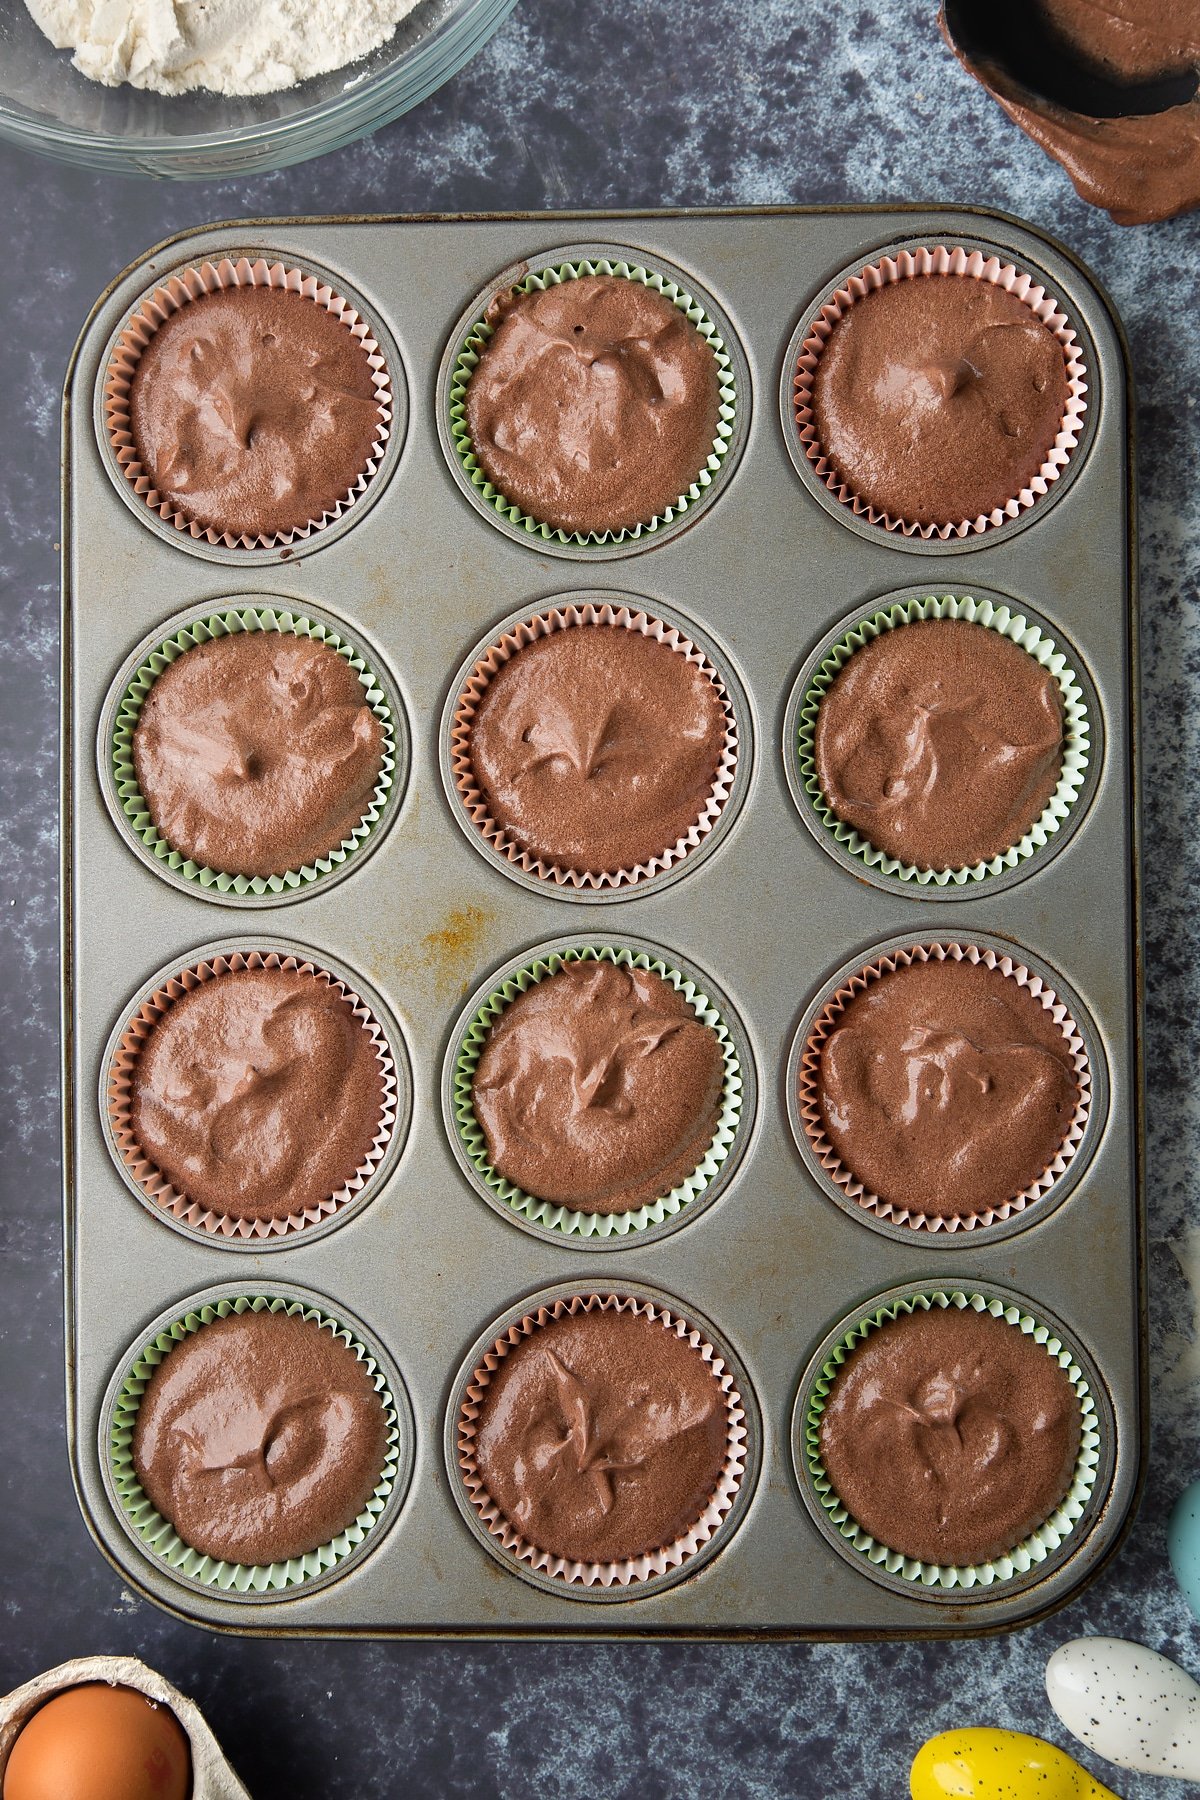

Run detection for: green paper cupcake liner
[[108, 1294, 402, 1596], [801, 1289, 1102, 1593], [110, 607, 397, 898], [451, 945, 744, 1239], [796, 594, 1091, 887], [448, 258, 738, 545]]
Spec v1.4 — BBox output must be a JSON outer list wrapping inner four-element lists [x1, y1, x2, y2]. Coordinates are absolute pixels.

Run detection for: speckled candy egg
[[3, 1682, 191, 1800], [910, 1727, 1119, 1798], [1046, 1636, 1200, 1780]]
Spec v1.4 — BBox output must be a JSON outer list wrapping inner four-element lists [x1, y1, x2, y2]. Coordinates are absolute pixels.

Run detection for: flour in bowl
[[25, 0, 424, 95]]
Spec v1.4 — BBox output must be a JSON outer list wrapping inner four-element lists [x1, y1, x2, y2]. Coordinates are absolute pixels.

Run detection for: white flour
[[25, 0, 424, 95]]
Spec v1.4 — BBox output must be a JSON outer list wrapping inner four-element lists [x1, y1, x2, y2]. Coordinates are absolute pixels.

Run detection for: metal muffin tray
[[61, 207, 1143, 1638]]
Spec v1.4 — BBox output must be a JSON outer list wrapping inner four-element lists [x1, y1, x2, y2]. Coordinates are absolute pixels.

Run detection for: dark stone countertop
[[1, 2, 1197, 1795]]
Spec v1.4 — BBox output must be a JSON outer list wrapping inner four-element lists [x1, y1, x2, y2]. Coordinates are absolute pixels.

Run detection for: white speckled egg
[[1046, 1635, 1200, 1780]]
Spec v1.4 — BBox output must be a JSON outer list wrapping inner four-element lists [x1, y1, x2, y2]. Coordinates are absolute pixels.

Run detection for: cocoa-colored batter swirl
[[473, 1304, 728, 1564], [819, 1304, 1082, 1567], [133, 1309, 388, 1566], [941, 1, 1200, 225], [128, 285, 381, 539], [810, 273, 1070, 527], [133, 632, 384, 880], [467, 624, 728, 875], [1040, 0, 1200, 79], [471, 960, 725, 1213], [814, 619, 1064, 870], [464, 274, 720, 535], [128, 967, 385, 1221], [959, 81, 1200, 226], [815, 956, 1079, 1217]]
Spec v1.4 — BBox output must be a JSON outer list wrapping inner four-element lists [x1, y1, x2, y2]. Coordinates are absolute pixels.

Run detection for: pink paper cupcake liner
[[797, 941, 1092, 1233], [106, 949, 398, 1241], [103, 257, 394, 551], [793, 245, 1089, 540], [449, 602, 740, 890], [456, 1292, 749, 1589]]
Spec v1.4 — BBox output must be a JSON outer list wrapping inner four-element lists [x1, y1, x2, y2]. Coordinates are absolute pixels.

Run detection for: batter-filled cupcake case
[[62, 209, 1140, 1636]]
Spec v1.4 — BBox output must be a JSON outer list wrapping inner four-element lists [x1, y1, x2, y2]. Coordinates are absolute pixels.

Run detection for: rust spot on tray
[[351, 560, 393, 626], [427, 905, 490, 968], [367, 899, 495, 1003], [419, 905, 494, 1000], [366, 898, 496, 1004]]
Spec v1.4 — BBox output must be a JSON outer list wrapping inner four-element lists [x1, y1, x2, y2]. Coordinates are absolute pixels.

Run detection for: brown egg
[[3, 1682, 191, 1800]]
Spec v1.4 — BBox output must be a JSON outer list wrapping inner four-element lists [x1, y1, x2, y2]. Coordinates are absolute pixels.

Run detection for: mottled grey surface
[[0, 1, 1198, 1795]]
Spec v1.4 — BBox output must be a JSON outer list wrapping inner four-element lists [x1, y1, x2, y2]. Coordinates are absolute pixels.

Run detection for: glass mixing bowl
[[0, 0, 519, 178]]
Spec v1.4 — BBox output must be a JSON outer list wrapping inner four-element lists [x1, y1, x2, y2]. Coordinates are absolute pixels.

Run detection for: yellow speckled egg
[[910, 1728, 1121, 1798], [3, 1683, 191, 1800]]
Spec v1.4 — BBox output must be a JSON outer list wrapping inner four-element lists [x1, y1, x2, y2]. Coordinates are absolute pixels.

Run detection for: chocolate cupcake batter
[[815, 956, 1079, 1217], [128, 285, 381, 539], [464, 275, 721, 535], [1040, 0, 1200, 79], [128, 966, 384, 1221], [467, 624, 728, 875], [133, 633, 385, 880], [133, 1309, 388, 1566], [810, 274, 1071, 527], [941, 1, 1200, 225], [814, 619, 1064, 870], [471, 960, 725, 1213], [472, 1303, 729, 1564], [819, 1304, 1082, 1567]]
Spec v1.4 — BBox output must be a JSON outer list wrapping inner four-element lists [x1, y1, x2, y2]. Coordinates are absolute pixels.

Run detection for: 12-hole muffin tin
[[61, 208, 1143, 1637]]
